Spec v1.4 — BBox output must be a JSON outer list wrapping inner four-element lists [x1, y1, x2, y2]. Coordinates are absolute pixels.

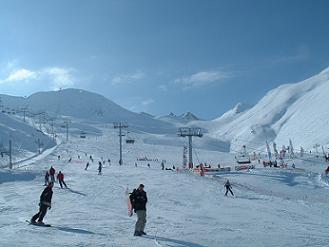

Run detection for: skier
[[49, 166, 56, 183], [44, 171, 50, 186], [135, 162, 137, 167], [57, 171, 67, 188], [224, 179, 234, 196], [31, 182, 54, 224], [147, 163, 150, 168], [108, 159, 111, 165], [85, 162, 90, 170], [130, 184, 148, 236], [98, 161, 102, 175], [161, 162, 164, 170]]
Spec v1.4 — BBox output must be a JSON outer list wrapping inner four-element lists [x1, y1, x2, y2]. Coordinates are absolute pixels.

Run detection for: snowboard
[[26, 220, 51, 227], [125, 187, 133, 217]]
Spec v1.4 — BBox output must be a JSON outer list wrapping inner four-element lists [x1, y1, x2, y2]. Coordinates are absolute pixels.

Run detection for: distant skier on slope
[[57, 171, 68, 188], [98, 161, 102, 175], [224, 179, 234, 197], [49, 166, 56, 183], [31, 182, 54, 224], [85, 162, 90, 170], [130, 184, 148, 236]]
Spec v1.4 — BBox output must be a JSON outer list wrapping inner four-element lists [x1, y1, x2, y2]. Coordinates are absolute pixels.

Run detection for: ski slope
[[1, 128, 329, 247]]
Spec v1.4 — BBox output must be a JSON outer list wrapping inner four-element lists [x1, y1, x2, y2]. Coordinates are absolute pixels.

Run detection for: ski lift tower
[[113, 122, 128, 165], [177, 127, 203, 168]]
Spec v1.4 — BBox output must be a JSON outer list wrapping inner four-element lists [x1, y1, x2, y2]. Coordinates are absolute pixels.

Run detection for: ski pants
[[225, 186, 234, 196], [59, 180, 67, 188], [135, 210, 147, 232], [31, 204, 48, 222]]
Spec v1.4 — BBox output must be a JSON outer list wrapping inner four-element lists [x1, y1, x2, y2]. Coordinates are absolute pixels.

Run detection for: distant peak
[[180, 112, 199, 121]]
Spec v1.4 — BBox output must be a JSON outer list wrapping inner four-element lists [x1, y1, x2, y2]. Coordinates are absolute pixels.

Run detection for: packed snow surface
[[1, 128, 329, 247]]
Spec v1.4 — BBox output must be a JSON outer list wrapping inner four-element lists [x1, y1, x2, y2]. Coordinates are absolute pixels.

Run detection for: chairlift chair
[[125, 132, 135, 144]]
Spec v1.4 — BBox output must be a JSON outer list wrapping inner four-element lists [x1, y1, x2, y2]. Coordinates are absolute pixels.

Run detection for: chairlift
[[80, 131, 86, 138], [125, 132, 135, 144]]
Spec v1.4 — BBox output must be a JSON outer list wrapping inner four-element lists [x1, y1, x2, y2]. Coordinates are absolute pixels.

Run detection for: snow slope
[[0, 113, 56, 167], [0, 127, 328, 247]]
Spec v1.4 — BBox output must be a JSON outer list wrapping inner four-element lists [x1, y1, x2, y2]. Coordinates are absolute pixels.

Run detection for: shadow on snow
[[53, 226, 94, 235], [144, 235, 205, 247]]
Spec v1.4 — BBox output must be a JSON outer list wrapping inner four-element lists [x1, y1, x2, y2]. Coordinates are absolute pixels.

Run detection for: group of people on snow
[[44, 166, 67, 188], [33, 153, 234, 236]]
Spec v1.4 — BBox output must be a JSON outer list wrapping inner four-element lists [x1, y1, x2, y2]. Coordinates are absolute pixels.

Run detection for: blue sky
[[0, 0, 328, 119]]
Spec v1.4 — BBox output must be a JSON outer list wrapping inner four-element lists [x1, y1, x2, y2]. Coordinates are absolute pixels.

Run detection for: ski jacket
[[224, 181, 232, 188], [57, 173, 64, 181], [130, 189, 147, 211], [49, 167, 55, 175], [40, 186, 53, 207]]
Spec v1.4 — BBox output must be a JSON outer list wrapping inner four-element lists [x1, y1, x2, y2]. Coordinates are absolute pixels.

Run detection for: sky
[[0, 0, 328, 120]]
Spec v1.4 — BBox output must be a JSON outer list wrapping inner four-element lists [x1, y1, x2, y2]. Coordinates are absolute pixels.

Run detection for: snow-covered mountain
[[1, 67, 329, 158], [156, 111, 199, 124], [1, 89, 175, 134], [179, 112, 199, 121], [207, 67, 329, 152]]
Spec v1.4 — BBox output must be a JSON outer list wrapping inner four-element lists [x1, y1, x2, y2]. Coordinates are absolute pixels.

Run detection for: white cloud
[[42, 67, 75, 89], [175, 70, 230, 89], [4, 69, 37, 82], [112, 71, 145, 85], [0, 66, 75, 89]]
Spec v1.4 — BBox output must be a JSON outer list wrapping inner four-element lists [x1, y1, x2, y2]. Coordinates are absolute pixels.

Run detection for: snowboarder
[[130, 184, 148, 236], [49, 166, 56, 183], [31, 182, 54, 224], [98, 161, 102, 175], [44, 171, 50, 186], [85, 162, 90, 170], [57, 171, 67, 188], [224, 179, 234, 196]]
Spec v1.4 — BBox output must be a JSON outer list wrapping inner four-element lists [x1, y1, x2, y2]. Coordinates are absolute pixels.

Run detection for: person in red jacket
[[57, 171, 67, 188], [49, 166, 56, 183]]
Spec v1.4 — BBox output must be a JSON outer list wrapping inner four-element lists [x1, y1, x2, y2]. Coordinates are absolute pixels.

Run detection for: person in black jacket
[[224, 179, 234, 196], [31, 182, 54, 224], [130, 184, 148, 236]]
